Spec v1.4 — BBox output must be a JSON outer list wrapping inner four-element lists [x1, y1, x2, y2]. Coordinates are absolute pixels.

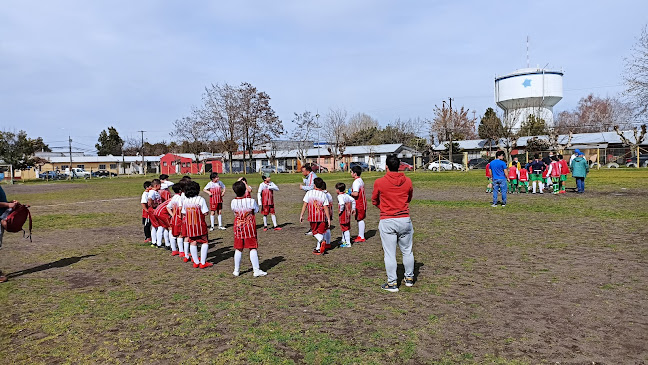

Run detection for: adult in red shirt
[[371, 154, 415, 293]]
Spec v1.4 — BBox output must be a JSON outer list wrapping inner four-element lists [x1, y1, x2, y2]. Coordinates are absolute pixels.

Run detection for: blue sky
[[1, 1, 646, 152]]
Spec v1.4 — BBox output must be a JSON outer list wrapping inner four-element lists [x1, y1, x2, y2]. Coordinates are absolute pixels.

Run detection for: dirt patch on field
[[2, 183, 84, 195], [0, 181, 646, 364]]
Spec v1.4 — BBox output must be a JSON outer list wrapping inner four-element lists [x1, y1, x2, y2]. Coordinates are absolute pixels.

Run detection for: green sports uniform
[[530, 174, 541, 181]]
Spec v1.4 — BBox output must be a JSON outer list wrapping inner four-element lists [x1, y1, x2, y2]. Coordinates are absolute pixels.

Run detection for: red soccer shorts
[[210, 202, 223, 212], [148, 208, 161, 228], [261, 205, 275, 216], [234, 237, 258, 250], [171, 220, 182, 237], [339, 222, 350, 232], [181, 221, 188, 237], [310, 221, 329, 235], [355, 208, 366, 221], [155, 213, 171, 229], [187, 234, 208, 244]]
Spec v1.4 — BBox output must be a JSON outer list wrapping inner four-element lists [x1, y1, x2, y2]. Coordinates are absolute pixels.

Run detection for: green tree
[[96, 127, 124, 156], [519, 114, 547, 136], [0, 130, 49, 179], [478, 107, 504, 139]]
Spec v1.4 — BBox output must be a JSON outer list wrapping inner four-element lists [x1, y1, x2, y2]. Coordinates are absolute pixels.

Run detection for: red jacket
[[485, 163, 491, 178], [508, 165, 518, 179], [559, 160, 569, 175], [519, 168, 529, 182], [372, 172, 413, 220]]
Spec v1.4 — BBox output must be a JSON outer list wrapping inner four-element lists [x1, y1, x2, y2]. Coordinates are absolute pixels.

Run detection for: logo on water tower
[[522, 79, 532, 88]]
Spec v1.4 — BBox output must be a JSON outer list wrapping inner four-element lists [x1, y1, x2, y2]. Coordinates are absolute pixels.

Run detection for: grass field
[[1, 169, 647, 364]]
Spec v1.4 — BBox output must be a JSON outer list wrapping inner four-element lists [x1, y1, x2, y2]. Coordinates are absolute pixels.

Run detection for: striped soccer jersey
[[147, 190, 162, 208], [231, 197, 259, 239], [303, 189, 329, 222], [337, 193, 355, 225], [168, 194, 184, 228], [205, 181, 225, 205], [258, 181, 279, 206], [141, 188, 151, 218], [181, 196, 209, 237], [549, 161, 562, 177], [352, 177, 366, 211], [160, 189, 171, 201]]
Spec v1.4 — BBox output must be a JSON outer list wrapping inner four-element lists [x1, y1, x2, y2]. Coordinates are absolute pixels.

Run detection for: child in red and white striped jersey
[[181, 181, 212, 269], [299, 177, 331, 255], [159, 174, 173, 201], [351, 166, 367, 243], [140, 181, 152, 243], [231, 180, 266, 277], [258, 174, 281, 231], [203, 172, 226, 231], [335, 182, 356, 248], [167, 183, 185, 257], [147, 179, 163, 247]]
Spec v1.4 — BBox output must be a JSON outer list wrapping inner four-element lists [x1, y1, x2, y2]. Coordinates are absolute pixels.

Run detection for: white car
[[427, 160, 464, 171], [66, 167, 91, 178]]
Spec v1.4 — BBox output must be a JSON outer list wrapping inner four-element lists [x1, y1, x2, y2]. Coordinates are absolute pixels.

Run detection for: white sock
[[344, 231, 351, 244], [156, 227, 163, 246], [358, 220, 365, 239], [184, 241, 190, 258], [190, 245, 199, 264], [218, 214, 222, 227], [540, 182, 545, 191], [250, 249, 260, 271], [177, 237, 184, 252], [234, 250, 242, 272], [170, 236, 177, 251], [210, 215, 215, 227], [200, 243, 208, 265], [324, 229, 331, 245], [150, 226, 157, 244], [263, 216, 268, 227], [532, 181, 537, 193], [163, 229, 170, 246], [314, 234, 323, 250], [271, 214, 277, 227]]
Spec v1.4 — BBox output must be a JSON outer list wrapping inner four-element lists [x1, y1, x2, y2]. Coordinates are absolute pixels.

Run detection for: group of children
[[485, 153, 572, 195], [139, 166, 368, 276]]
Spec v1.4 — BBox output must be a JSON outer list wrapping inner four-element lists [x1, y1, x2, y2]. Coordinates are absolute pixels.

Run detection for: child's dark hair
[[184, 181, 200, 198], [210, 172, 219, 180], [351, 165, 362, 176], [534, 154, 540, 159], [495, 150, 505, 158], [335, 182, 346, 192], [159, 174, 169, 180], [239, 177, 247, 183], [314, 177, 325, 190], [183, 175, 192, 180], [261, 174, 269, 181], [551, 155, 558, 161], [152, 179, 161, 186], [386, 154, 400, 172], [172, 184, 182, 193], [302, 164, 312, 172], [558, 154, 563, 159], [232, 181, 246, 197], [143, 181, 152, 189]]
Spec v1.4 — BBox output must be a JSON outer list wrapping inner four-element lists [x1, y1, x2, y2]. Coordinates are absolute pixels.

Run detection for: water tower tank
[[494, 68, 563, 130]]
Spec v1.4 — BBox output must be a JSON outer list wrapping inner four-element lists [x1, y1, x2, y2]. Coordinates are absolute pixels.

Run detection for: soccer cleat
[[199, 262, 213, 269], [405, 277, 414, 287], [253, 270, 268, 277], [150, 244, 157, 248], [209, 227, 214, 231], [144, 238, 151, 243], [193, 262, 200, 268], [340, 242, 352, 248], [218, 226, 227, 230], [313, 248, 322, 255], [353, 237, 366, 243], [324, 242, 332, 250], [381, 281, 399, 292], [273, 227, 282, 231], [171, 251, 179, 256], [320, 242, 327, 254], [501, 204, 506, 207], [305, 230, 313, 236], [263, 226, 268, 232], [184, 256, 191, 263], [232, 271, 240, 277], [179, 252, 185, 258]]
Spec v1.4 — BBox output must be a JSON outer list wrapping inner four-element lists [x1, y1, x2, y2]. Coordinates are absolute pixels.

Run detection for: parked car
[[427, 160, 464, 171], [310, 163, 329, 173], [38, 171, 67, 180], [66, 167, 91, 179], [467, 158, 491, 169], [259, 165, 286, 174], [399, 162, 413, 171], [625, 154, 648, 168], [91, 170, 118, 178], [349, 161, 376, 171]]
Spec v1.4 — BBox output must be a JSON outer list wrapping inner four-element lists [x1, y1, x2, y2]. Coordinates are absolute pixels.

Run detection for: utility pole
[[315, 113, 321, 168], [138, 130, 146, 175], [448, 98, 454, 169], [68, 135, 73, 180]]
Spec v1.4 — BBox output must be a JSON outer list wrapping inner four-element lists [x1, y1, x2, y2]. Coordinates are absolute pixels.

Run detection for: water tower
[[494, 67, 563, 131]]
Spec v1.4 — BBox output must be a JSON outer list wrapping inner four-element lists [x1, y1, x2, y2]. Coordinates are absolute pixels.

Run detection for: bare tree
[[170, 109, 213, 171], [345, 112, 379, 136], [614, 124, 647, 167], [291, 111, 318, 164], [324, 108, 348, 170], [623, 25, 648, 120], [430, 103, 477, 165], [556, 94, 635, 133], [201, 83, 240, 173], [547, 128, 573, 152], [496, 108, 521, 164]]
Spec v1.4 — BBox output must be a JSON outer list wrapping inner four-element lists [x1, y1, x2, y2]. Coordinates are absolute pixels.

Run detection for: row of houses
[[5, 144, 422, 180]]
